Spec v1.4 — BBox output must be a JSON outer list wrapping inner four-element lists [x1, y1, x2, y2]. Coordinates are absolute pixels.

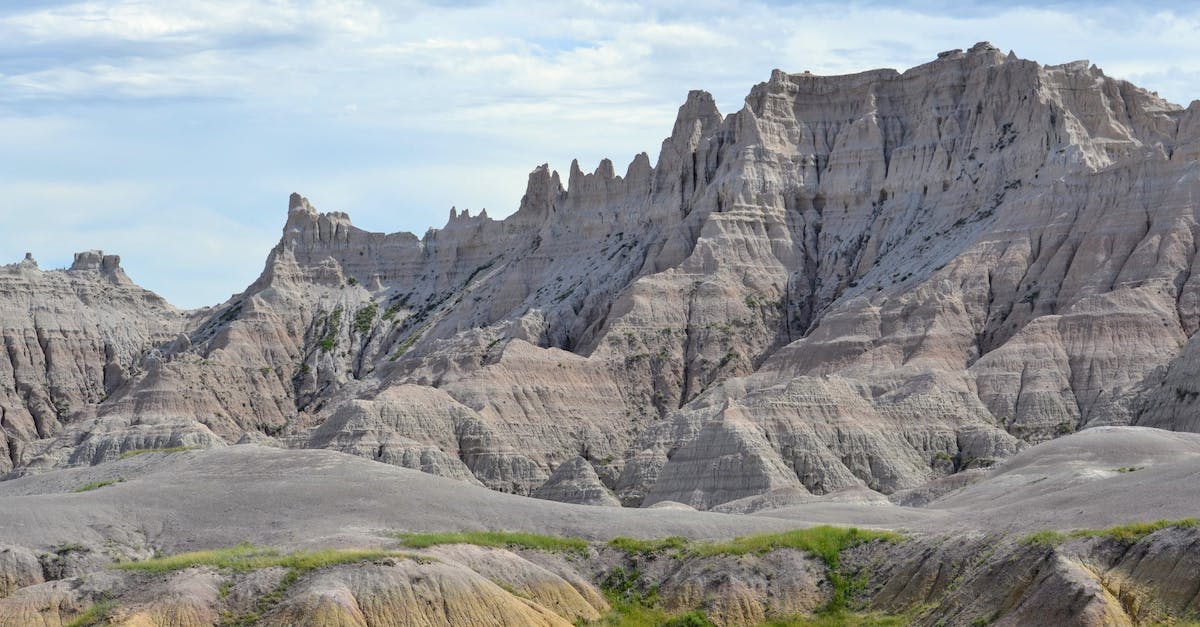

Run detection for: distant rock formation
[[6, 43, 1200, 511]]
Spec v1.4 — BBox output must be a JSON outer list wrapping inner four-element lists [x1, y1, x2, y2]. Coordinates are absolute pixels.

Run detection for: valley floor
[[1, 426, 1198, 626]]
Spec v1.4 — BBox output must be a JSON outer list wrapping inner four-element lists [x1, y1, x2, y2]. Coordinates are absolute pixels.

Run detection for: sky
[[3, 1, 1200, 308]]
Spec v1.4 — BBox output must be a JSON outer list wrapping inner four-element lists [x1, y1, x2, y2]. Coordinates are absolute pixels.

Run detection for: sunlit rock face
[[7, 42, 1200, 510]]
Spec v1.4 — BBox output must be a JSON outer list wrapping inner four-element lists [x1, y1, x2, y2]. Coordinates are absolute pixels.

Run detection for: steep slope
[[0, 252, 185, 474], [6, 42, 1200, 513]]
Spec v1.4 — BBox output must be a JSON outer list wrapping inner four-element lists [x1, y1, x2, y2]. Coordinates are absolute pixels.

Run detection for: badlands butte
[[3, 42, 1200, 625]]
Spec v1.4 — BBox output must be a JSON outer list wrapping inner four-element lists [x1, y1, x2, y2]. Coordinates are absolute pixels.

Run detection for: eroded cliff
[[6, 43, 1200, 513]]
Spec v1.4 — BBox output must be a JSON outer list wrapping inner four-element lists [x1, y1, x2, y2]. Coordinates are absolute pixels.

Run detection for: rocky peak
[[4, 253, 38, 272], [288, 192, 316, 214], [67, 250, 130, 285], [14, 44, 1200, 516], [514, 163, 564, 222], [665, 89, 723, 152]]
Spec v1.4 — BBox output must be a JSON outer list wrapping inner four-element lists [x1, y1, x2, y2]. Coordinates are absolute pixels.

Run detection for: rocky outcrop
[[0, 434, 1198, 625], [8, 43, 1200, 513], [0, 251, 184, 474], [531, 456, 621, 507]]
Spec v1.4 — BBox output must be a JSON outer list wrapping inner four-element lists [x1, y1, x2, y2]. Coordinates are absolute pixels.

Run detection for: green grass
[[608, 536, 688, 556], [691, 526, 902, 565], [115, 543, 422, 574], [1071, 518, 1198, 543], [583, 593, 675, 626], [71, 478, 123, 493], [112, 544, 428, 627], [582, 598, 905, 627], [64, 599, 116, 627], [756, 612, 908, 626], [580, 528, 904, 626], [392, 530, 589, 555], [690, 527, 901, 615], [117, 446, 195, 460], [391, 528, 901, 621], [1019, 518, 1199, 547]]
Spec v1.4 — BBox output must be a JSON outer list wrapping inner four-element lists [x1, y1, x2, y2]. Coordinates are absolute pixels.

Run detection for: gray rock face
[[531, 456, 620, 507], [0, 252, 184, 474], [7, 43, 1200, 512]]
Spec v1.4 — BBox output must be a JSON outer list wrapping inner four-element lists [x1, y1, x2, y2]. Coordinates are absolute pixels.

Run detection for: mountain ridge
[[4, 42, 1200, 514]]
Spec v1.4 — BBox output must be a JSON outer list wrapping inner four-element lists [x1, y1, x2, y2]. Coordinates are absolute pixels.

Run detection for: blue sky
[[3, 0, 1199, 308]]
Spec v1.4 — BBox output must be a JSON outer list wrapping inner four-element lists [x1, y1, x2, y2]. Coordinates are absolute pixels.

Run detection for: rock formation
[[1, 429, 1199, 625], [6, 43, 1200, 515]]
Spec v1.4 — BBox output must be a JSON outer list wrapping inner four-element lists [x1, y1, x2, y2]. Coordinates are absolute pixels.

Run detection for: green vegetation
[[1019, 518, 1199, 547], [689, 527, 901, 615], [115, 542, 422, 574], [117, 446, 195, 460], [1019, 530, 1067, 547], [71, 478, 123, 493], [1072, 518, 1198, 543], [97, 544, 432, 627], [112, 543, 428, 627], [1114, 466, 1142, 473], [53, 543, 88, 555], [580, 528, 904, 626], [389, 325, 427, 361], [65, 599, 116, 627], [382, 302, 405, 321], [585, 594, 674, 626], [353, 302, 377, 334], [392, 530, 589, 556], [608, 536, 688, 556], [390, 527, 901, 622], [691, 526, 901, 562], [753, 613, 906, 626], [318, 306, 343, 352]]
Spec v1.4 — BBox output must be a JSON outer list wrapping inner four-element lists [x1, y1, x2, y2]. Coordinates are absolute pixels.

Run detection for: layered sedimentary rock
[[7, 42, 1200, 511], [0, 252, 185, 474], [531, 456, 621, 507]]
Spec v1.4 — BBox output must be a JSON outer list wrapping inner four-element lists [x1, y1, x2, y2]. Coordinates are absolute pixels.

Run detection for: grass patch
[[585, 593, 675, 626], [1020, 518, 1198, 547], [353, 302, 377, 334], [318, 306, 343, 352], [115, 543, 421, 574], [608, 536, 688, 556], [53, 543, 88, 555], [691, 527, 900, 615], [1019, 530, 1068, 547], [756, 612, 908, 626], [1071, 518, 1198, 543], [584, 528, 903, 625], [117, 544, 428, 627], [691, 526, 902, 564], [117, 446, 195, 459], [392, 530, 589, 556], [71, 478, 123, 493], [65, 599, 116, 627]]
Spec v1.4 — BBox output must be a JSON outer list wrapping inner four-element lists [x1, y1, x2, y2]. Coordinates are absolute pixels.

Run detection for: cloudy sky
[[3, 0, 1199, 307]]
